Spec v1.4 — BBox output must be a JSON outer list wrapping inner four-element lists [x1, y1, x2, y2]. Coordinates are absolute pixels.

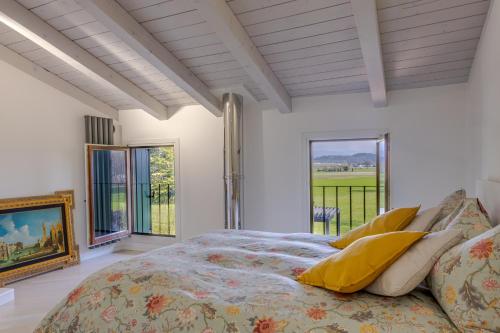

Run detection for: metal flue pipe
[[223, 93, 243, 230]]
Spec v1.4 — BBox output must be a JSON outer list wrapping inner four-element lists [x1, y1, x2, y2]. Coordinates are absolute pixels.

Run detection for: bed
[[35, 230, 458, 332]]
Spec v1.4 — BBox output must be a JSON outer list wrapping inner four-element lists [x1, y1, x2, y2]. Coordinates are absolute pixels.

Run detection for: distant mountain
[[313, 153, 376, 165]]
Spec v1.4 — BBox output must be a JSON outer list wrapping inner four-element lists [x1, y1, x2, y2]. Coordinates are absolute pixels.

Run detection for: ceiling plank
[[77, 0, 222, 117], [0, 0, 169, 120], [0, 43, 119, 119], [351, 0, 387, 107], [192, 0, 292, 113]]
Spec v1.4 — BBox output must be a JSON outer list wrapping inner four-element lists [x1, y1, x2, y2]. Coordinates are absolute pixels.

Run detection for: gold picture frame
[[0, 191, 80, 286]]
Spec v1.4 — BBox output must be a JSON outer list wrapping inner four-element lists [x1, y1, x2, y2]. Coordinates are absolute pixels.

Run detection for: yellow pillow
[[330, 206, 420, 249], [297, 231, 427, 293]]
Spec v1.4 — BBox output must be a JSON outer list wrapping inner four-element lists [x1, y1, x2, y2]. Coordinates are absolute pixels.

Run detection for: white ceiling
[[378, 0, 489, 90], [117, 0, 267, 101], [0, 0, 491, 116], [229, 0, 368, 97]]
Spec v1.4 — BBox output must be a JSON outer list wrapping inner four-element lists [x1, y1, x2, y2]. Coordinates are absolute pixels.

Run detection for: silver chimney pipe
[[223, 93, 243, 230]]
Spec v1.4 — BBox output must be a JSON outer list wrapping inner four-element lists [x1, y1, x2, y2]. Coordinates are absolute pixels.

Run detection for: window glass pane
[[110, 150, 128, 232], [132, 146, 176, 236], [91, 148, 128, 239], [310, 140, 377, 236]]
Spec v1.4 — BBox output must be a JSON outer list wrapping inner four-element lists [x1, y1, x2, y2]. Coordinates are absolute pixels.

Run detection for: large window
[[86, 143, 178, 247], [309, 134, 389, 236]]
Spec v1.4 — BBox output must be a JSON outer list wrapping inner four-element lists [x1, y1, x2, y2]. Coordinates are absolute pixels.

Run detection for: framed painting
[[0, 191, 79, 286]]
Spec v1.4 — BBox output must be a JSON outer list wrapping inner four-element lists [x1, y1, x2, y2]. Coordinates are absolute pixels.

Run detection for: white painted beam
[[0, 44, 119, 119], [77, 0, 222, 117], [351, 0, 387, 107], [192, 0, 292, 113], [0, 0, 169, 120]]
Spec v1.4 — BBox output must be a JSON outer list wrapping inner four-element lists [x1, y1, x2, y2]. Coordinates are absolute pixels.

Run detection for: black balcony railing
[[312, 185, 381, 236], [135, 183, 176, 236]]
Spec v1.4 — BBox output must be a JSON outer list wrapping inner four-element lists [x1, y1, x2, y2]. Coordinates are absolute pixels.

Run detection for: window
[[86, 142, 178, 247], [309, 134, 389, 236], [86, 146, 130, 246], [131, 146, 176, 236]]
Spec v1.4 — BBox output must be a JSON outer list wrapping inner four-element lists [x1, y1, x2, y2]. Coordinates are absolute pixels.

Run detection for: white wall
[[2, 11, 494, 246], [0, 59, 225, 255], [0, 60, 115, 259], [465, 0, 500, 191], [119, 106, 225, 241], [244, 84, 468, 233]]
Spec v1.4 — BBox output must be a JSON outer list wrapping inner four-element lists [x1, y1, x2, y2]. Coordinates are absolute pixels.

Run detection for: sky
[[312, 140, 376, 158], [0, 207, 62, 245]]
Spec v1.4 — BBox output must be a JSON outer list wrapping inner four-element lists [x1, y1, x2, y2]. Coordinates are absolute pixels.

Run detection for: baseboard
[[79, 236, 176, 259], [0, 288, 14, 306], [80, 243, 117, 261]]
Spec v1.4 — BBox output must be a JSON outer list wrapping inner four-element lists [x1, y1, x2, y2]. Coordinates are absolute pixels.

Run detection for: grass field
[[151, 203, 176, 236], [311, 168, 381, 236], [110, 187, 176, 236]]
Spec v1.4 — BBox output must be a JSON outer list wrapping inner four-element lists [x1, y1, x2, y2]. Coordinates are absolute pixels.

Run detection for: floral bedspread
[[35, 230, 457, 333]]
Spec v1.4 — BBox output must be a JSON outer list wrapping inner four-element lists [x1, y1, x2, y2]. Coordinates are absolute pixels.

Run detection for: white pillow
[[365, 229, 463, 296], [404, 207, 441, 231]]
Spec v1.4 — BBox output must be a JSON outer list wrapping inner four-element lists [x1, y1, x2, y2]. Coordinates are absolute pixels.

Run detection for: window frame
[[301, 130, 390, 234], [127, 139, 181, 241], [85, 144, 132, 247]]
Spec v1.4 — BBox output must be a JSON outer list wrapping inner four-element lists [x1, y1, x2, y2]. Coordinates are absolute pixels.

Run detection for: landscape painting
[[0, 205, 67, 272]]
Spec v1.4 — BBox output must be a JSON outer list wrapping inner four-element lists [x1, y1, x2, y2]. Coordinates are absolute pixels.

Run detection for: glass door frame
[[306, 133, 390, 235], [127, 139, 181, 241], [86, 144, 132, 246], [376, 133, 391, 213], [130, 145, 177, 237]]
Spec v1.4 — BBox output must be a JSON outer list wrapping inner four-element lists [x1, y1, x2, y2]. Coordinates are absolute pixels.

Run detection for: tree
[[149, 147, 175, 204]]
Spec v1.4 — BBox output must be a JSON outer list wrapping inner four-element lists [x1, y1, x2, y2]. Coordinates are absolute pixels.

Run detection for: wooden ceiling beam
[[0, 0, 169, 120], [351, 0, 388, 107], [77, 0, 222, 117], [192, 0, 292, 113]]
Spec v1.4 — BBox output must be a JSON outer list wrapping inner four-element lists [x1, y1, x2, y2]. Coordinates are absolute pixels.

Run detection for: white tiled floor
[[0, 251, 140, 333]]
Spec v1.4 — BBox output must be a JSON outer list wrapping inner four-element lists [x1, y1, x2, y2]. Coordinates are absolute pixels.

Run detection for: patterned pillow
[[446, 199, 492, 240], [428, 225, 500, 332], [438, 189, 466, 219], [430, 189, 466, 232]]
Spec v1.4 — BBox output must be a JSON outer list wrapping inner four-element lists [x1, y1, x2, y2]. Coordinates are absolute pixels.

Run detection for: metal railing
[[92, 182, 176, 236], [135, 183, 175, 236], [312, 185, 380, 236]]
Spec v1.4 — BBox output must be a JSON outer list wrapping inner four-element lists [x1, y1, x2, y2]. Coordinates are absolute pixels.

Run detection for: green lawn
[[312, 169, 382, 236], [110, 187, 176, 236], [151, 203, 176, 236]]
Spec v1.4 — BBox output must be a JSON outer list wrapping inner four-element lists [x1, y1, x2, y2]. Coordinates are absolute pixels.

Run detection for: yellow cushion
[[297, 231, 427, 293], [330, 206, 420, 249]]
